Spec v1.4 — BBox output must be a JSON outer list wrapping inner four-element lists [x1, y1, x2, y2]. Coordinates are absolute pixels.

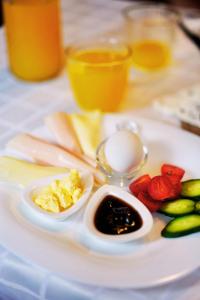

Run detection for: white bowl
[[22, 172, 94, 221], [83, 185, 153, 243]]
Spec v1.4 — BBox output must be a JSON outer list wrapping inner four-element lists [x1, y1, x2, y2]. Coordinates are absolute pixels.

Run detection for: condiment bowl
[[22, 172, 94, 221], [83, 185, 153, 243]]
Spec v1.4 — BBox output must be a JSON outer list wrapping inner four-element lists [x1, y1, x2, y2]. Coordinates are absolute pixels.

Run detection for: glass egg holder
[[96, 121, 148, 187]]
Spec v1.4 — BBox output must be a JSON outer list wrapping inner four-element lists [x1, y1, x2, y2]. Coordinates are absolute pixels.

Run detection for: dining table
[[0, 0, 199, 299]]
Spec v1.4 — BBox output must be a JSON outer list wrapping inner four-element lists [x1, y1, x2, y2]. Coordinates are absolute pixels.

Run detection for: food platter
[[0, 114, 199, 288]]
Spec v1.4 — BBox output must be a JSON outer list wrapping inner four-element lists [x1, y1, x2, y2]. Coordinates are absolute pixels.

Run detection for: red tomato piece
[[137, 191, 162, 212], [161, 164, 185, 184], [129, 174, 151, 197], [168, 181, 182, 199], [164, 174, 182, 185], [148, 175, 173, 201]]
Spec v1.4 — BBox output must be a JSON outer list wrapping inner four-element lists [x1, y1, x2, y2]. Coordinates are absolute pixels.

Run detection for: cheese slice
[[70, 111, 102, 159], [0, 156, 68, 187]]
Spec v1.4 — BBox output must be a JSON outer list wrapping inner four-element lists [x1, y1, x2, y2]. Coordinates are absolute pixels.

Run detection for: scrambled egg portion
[[33, 169, 83, 213]]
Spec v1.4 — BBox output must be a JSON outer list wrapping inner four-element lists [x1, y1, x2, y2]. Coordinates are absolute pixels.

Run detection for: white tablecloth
[[0, 0, 199, 299]]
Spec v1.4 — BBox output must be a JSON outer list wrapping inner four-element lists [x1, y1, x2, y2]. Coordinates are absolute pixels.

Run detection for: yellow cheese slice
[[0, 156, 68, 187], [70, 111, 102, 159]]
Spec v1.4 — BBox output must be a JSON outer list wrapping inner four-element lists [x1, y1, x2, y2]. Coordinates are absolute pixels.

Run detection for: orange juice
[[3, 0, 63, 81], [132, 40, 171, 72], [67, 45, 131, 112]]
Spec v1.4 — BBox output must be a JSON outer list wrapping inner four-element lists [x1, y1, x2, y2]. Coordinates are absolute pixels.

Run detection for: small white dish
[[22, 172, 94, 221], [83, 185, 153, 243]]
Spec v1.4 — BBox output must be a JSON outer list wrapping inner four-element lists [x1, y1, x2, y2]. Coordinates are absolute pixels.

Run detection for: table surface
[[0, 0, 200, 299]]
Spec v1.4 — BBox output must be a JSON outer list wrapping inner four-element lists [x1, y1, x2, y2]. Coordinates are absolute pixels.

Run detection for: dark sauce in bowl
[[94, 195, 143, 235]]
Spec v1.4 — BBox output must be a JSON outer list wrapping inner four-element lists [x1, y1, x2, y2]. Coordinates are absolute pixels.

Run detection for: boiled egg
[[104, 130, 144, 173]]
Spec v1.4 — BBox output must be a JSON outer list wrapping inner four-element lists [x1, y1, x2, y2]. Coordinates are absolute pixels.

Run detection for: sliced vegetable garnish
[[161, 164, 185, 184], [181, 179, 200, 198], [159, 198, 196, 217], [148, 175, 173, 201], [129, 174, 151, 197], [168, 181, 182, 199], [128, 164, 200, 226], [195, 201, 200, 213], [137, 191, 162, 212], [161, 214, 200, 238], [165, 174, 182, 186]]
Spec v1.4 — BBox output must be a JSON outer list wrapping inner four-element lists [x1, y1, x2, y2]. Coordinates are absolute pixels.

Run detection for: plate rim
[[0, 115, 200, 289]]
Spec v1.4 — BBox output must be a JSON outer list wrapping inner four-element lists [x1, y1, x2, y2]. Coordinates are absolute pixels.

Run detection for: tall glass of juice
[[123, 4, 176, 73], [66, 41, 132, 112], [3, 0, 63, 81]]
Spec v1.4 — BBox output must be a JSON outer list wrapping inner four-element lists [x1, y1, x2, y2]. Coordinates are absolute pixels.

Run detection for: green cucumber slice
[[195, 201, 200, 214], [159, 199, 195, 217], [181, 179, 200, 198], [161, 214, 200, 238]]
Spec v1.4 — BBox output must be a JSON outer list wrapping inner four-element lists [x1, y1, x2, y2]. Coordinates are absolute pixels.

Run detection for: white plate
[[0, 115, 200, 289]]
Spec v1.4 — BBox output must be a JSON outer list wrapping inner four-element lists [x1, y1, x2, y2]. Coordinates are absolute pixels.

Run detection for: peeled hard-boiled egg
[[104, 130, 144, 173]]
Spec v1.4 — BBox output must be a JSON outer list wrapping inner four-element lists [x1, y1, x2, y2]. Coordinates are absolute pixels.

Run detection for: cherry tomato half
[[137, 191, 162, 212], [161, 164, 185, 185], [148, 175, 174, 201], [129, 174, 151, 197]]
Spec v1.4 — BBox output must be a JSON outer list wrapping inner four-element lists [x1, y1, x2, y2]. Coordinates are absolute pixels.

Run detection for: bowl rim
[[83, 184, 153, 243], [122, 2, 177, 21], [22, 171, 94, 221], [66, 40, 133, 68]]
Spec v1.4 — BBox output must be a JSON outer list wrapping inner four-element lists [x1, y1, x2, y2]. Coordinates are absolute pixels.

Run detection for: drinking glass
[[66, 40, 132, 112], [3, 0, 63, 81], [123, 3, 176, 73]]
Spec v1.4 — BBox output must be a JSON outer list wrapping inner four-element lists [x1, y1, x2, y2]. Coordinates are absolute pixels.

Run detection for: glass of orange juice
[[66, 40, 132, 112], [123, 4, 176, 73], [3, 0, 63, 81]]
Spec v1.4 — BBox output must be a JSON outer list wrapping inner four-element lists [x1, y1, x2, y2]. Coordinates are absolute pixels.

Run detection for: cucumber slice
[[195, 201, 200, 214], [159, 199, 195, 217], [161, 214, 200, 238], [181, 179, 200, 198]]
